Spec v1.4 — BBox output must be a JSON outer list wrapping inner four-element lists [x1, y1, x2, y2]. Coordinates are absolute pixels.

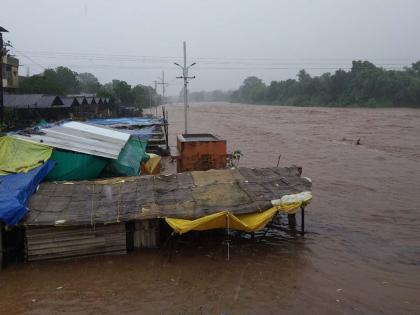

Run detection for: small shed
[[23, 166, 312, 261]]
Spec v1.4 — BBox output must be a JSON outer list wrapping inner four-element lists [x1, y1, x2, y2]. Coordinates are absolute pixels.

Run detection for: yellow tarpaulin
[[143, 153, 161, 174], [165, 191, 312, 234], [0, 136, 52, 175]]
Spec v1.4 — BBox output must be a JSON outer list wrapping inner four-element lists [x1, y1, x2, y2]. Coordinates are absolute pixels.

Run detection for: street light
[[0, 26, 9, 131]]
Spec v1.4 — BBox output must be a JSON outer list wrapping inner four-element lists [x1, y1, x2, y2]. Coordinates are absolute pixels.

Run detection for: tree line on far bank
[[231, 61, 420, 107], [18, 67, 160, 108]]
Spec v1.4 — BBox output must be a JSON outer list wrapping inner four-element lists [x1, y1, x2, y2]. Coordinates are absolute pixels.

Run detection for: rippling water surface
[[1, 103, 419, 314]]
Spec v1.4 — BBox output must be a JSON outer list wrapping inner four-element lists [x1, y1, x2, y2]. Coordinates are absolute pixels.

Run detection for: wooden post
[[301, 207, 305, 236], [288, 214, 296, 229], [0, 223, 3, 271]]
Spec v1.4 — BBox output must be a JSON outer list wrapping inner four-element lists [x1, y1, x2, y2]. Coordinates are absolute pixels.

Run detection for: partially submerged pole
[[301, 206, 305, 236], [276, 154, 281, 167], [226, 213, 230, 261], [0, 223, 3, 270]]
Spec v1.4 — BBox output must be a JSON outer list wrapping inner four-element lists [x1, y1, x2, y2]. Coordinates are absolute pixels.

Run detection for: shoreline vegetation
[[17, 60, 420, 109], [189, 60, 420, 108]]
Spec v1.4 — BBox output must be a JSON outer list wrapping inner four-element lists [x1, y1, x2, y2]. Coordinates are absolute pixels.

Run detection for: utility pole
[[148, 87, 152, 113], [151, 80, 158, 115], [175, 41, 196, 134], [156, 71, 168, 104], [0, 26, 8, 131]]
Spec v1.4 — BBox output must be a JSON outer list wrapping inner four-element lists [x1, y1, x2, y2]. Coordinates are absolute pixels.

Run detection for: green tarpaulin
[[108, 138, 147, 176], [0, 136, 52, 175], [46, 150, 108, 181]]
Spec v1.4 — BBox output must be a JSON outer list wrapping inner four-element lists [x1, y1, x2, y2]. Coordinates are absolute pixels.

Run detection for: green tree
[[77, 72, 101, 93], [237, 76, 266, 103], [112, 80, 133, 105], [97, 82, 115, 101], [231, 60, 420, 107], [131, 85, 148, 108], [19, 66, 80, 95]]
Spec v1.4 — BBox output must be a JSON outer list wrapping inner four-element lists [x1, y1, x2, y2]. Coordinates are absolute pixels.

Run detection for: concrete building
[[1, 55, 19, 92]]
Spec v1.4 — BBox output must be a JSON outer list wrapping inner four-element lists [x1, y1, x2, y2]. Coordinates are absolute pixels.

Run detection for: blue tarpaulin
[[121, 126, 155, 141], [88, 117, 163, 126], [89, 118, 160, 141], [0, 161, 55, 226]]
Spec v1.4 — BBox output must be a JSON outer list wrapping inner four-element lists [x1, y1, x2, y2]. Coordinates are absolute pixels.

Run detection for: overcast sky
[[2, 0, 420, 95]]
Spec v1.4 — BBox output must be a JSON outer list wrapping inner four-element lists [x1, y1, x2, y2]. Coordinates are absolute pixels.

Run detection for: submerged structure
[[24, 166, 311, 261], [0, 115, 312, 266]]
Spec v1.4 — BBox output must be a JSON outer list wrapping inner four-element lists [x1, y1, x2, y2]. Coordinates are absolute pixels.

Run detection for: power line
[[15, 49, 420, 62], [10, 47, 46, 70], [19, 62, 407, 71], [14, 50, 416, 71]]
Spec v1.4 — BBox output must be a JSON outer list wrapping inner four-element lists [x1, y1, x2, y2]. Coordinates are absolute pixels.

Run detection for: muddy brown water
[[1, 102, 420, 314]]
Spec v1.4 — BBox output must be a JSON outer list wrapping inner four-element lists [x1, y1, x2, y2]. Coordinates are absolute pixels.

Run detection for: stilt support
[[288, 213, 296, 229], [301, 206, 305, 236], [0, 223, 3, 271]]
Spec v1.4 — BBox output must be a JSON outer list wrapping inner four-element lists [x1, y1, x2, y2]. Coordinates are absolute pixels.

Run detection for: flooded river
[[1, 102, 420, 314]]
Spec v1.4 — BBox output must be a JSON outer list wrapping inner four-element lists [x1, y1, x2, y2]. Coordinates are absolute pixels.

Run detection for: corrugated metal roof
[[11, 122, 130, 159], [40, 95, 64, 107], [63, 122, 130, 141], [61, 97, 79, 107], [85, 97, 96, 104], [75, 96, 87, 104], [4, 94, 64, 108], [4, 94, 42, 108]]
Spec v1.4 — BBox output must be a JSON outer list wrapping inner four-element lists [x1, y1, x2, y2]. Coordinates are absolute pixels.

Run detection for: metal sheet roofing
[[4, 94, 64, 109], [11, 122, 130, 159], [85, 97, 96, 104], [61, 97, 79, 107], [75, 96, 87, 104]]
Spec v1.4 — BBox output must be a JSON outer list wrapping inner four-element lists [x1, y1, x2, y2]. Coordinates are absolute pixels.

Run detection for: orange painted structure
[[176, 134, 227, 172]]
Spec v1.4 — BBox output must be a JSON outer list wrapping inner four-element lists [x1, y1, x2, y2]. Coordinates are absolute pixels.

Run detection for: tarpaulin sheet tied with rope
[[165, 191, 312, 234]]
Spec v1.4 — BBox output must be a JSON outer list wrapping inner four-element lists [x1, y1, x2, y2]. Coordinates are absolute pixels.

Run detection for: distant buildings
[[1, 55, 19, 92], [3, 93, 113, 129]]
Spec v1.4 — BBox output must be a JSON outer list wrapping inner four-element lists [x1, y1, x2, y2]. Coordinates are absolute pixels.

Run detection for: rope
[[116, 184, 122, 223]]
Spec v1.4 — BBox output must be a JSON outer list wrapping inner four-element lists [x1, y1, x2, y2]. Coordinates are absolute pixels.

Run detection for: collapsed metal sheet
[[11, 122, 130, 159], [25, 166, 312, 226]]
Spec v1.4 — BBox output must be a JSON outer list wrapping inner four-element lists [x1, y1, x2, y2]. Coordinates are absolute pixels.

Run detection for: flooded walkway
[[1, 103, 420, 314]]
